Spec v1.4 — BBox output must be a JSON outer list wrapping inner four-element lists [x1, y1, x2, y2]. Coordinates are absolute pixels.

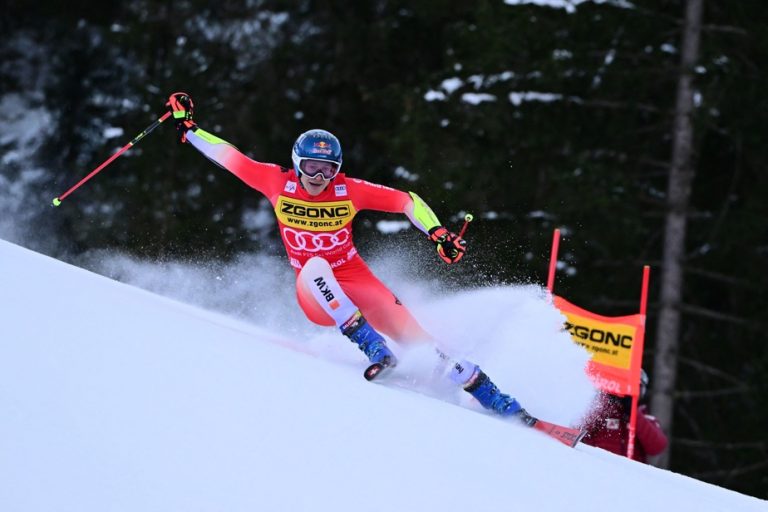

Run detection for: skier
[[167, 92, 533, 423]]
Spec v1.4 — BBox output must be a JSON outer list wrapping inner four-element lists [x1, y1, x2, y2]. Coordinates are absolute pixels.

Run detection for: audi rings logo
[[282, 227, 351, 252]]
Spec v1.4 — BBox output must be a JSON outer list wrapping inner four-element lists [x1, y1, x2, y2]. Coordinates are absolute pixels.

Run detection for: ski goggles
[[297, 158, 341, 180]]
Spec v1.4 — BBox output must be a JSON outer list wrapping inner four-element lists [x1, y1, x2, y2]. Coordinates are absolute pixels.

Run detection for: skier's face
[[298, 159, 338, 196]]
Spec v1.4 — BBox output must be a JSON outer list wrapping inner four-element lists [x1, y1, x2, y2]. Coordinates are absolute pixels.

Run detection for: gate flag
[[553, 295, 645, 398], [547, 229, 650, 458]]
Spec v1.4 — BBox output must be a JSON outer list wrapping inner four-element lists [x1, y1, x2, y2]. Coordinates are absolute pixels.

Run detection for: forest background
[[2, 0, 766, 498]]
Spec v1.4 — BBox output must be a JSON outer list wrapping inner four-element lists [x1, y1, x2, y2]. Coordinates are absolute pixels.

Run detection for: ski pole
[[458, 213, 474, 238], [52, 110, 173, 206]]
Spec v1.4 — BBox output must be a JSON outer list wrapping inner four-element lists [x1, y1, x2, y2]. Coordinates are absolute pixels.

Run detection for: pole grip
[[458, 213, 474, 238]]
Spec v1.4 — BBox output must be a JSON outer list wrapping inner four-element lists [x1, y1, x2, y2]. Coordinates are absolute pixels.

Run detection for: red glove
[[166, 92, 197, 143], [428, 226, 466, 264]]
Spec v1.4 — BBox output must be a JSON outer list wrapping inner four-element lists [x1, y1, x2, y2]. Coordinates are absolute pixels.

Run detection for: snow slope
[[0, 239, 765, 512]]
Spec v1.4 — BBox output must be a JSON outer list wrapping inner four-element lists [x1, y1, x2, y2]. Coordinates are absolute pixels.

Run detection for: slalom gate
[[546, 229, 650, 459]]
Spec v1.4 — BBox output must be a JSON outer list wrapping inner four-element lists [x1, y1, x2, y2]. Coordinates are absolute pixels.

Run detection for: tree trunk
[[650, 0, 704, 469]]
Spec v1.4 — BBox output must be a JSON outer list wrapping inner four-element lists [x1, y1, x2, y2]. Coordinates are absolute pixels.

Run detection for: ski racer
[[167, 92, 533, 423]]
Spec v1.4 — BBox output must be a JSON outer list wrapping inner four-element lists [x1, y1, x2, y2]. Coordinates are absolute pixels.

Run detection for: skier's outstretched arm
[[405, 191, 467, 264], [166, 92, 280, 194], [348, 179, 467, 264], [402, 191, 441, 235]]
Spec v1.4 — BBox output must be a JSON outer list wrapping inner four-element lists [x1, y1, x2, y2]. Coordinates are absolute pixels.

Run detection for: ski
[[529, 417, 586, 448]]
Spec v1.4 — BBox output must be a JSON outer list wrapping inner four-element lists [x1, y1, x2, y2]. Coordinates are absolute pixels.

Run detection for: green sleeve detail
[[194, 128, 232, 146], [408, 191, 442, 232]]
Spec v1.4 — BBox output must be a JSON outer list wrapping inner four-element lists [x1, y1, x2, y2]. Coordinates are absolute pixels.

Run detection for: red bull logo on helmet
[[312, 141, 332, 155]]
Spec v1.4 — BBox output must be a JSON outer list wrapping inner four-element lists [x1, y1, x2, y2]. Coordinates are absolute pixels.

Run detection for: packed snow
[[1, 238, 765, 511]]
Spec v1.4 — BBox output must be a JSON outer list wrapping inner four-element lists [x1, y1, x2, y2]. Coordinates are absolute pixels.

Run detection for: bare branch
[[566, 97, 661, 113], [701, 24, 749, 36], [676, 439, 767, 451], [692, 459, 768, 479], [677, 356, 748, 385], [684, 265, 764, 290], [679, 303, 767, 332], [675, 387, 751, 399]]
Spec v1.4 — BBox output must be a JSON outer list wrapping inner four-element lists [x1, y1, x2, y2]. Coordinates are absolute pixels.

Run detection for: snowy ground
[[1, 238, 765, 512]]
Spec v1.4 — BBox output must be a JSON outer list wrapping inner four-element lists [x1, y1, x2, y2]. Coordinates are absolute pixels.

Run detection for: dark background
[[2, 0, 766, 498]]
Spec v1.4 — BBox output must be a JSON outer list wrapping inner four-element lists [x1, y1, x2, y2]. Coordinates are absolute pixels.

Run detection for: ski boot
[[341, 311, 397, 368], [464, 367, 536, 426]]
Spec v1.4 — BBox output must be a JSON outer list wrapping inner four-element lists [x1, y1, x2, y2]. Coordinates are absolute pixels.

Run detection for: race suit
[[186, 127, 439, 343]]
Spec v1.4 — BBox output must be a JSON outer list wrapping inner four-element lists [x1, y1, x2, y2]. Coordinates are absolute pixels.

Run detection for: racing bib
[[275, 196, 356, 232]]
